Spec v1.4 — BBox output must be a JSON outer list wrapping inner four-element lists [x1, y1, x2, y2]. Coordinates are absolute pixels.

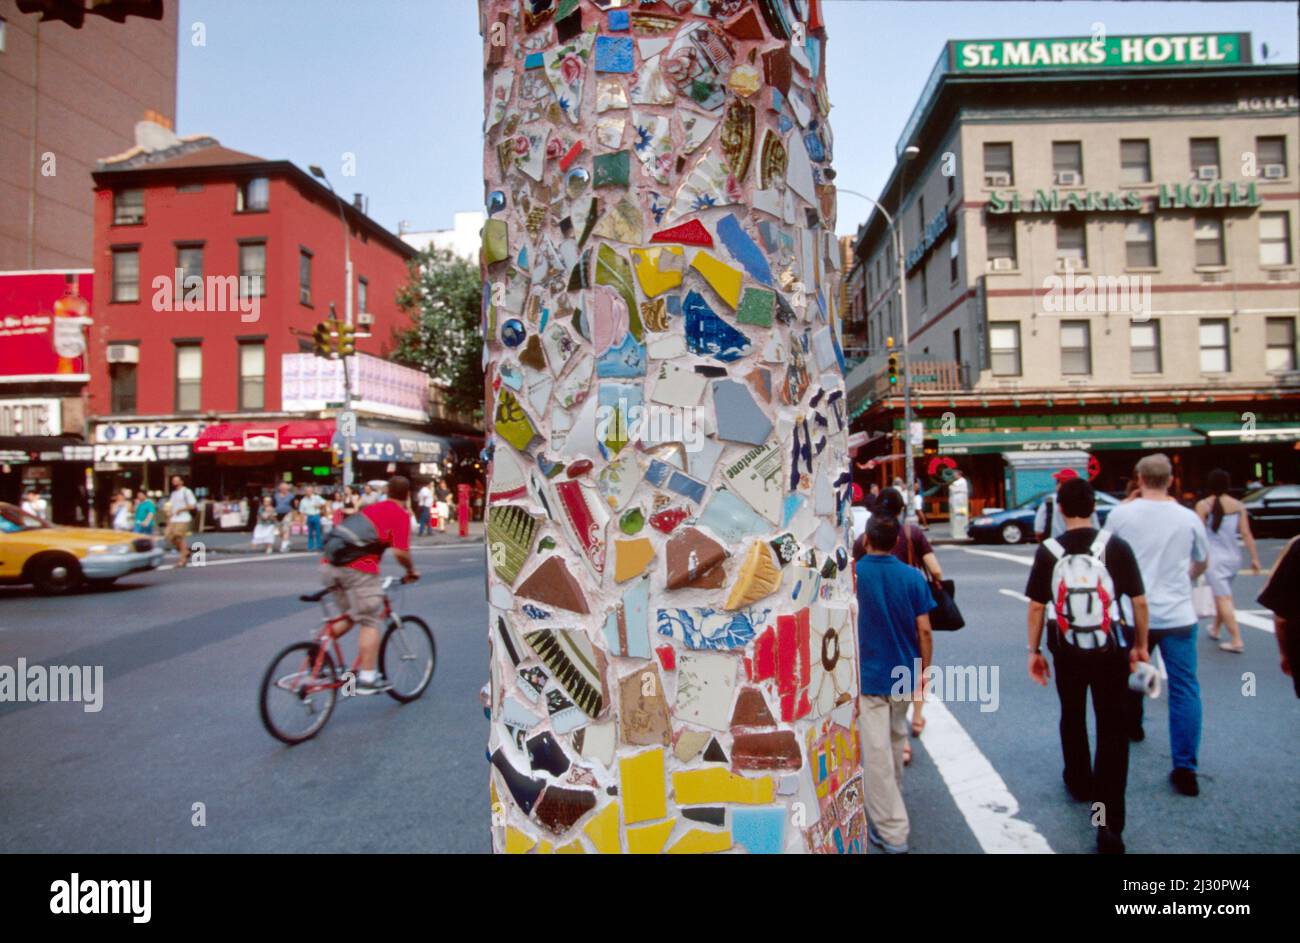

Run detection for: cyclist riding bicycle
[[320, 474, 419, 694]]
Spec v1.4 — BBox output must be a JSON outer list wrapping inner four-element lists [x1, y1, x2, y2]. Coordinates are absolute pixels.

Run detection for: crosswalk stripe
[[919, 699, 1055, 854], [999, 588, 1030, 602], [1235, 611, 1276, 634], [961, 547, 1034, 566]]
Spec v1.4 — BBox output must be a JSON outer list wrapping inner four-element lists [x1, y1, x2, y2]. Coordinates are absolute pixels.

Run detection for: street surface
[[1, 538, 1296, 854]]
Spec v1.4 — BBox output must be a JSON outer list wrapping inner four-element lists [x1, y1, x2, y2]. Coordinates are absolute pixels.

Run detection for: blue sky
[[177, 1, 1298, 238]]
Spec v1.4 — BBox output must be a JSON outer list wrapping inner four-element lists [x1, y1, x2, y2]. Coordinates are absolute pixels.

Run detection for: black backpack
[[322, 511, 387, 565]]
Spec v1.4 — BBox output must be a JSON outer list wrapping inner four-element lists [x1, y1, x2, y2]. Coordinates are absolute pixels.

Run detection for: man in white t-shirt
[[416, 481, 434, 536], [21, 489, 48, 520], [166, 475, 198, 567], [948, 469, 969, 539], [1104, 453, 1209, 798]]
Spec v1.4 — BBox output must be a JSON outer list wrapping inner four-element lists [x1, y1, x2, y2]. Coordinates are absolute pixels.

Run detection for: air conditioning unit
[[1055, 170, 1082, 186], [991, 257, 1015, 271], [1197, 165, 1220, 181], [1263, 164, 1286, 180], [1200, 271, 1223, 284], [1056, 257, 1084, 272], [984, 172, 1011, 187], [1267, 269, 1290, 281], [106, 344, 139, 364], [356, 312, 375, 327]]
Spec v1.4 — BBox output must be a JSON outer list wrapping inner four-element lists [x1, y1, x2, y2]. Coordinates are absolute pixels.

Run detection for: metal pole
[[315, 169, 356, 491]]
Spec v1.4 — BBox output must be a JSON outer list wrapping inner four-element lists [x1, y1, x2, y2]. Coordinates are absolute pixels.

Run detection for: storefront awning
[[334, 426, 452, 464], [936, 427, 1207, 456], [194, 420, 335, 454], [1195, 422, 1300, 445]]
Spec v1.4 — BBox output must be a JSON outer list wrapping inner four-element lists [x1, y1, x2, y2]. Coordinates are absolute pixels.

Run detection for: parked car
[[0, 502, 163, 594], [1241, 484, 1300, 538], [967, 490, 1121, 545]]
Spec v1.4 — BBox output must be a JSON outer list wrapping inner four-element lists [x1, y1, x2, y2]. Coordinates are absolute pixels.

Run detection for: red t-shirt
[[345, 499, 411, 574]]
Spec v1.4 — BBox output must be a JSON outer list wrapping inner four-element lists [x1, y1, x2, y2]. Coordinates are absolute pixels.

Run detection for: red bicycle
[[259, 575, 435, 744]]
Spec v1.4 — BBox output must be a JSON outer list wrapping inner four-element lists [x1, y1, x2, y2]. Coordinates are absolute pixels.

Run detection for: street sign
[[338, 410, 357, 438], [912, 374, 938, 383]]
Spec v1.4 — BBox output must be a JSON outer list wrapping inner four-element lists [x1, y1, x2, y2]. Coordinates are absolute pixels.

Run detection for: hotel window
[[1056, 219, 1087, 269], [989, 322, 1021, 376], [1130, 321, 1162, 374], [113, 189, 145, 225], [1266, 318, 1296, 372], [1060, 320, 1092, 375], [1120, 139, 1152, 184], [949, 229, 960, 282], [299, 248, 313, 305], [110, 362, 137, 414], [358, 276, 369, 313], [239, 241, 266, 296], [1125, 218, 1156, 267], [1052, 141, 1083, 185], [175, 244, 204, 302], [1198, 319, 1230, 374], [237, 177, 269, 212], [1190, 137, 1220, 180], [111, 248, 139, 302], [1257, 136, 1287, 179], [983, 142, 1013, 186], [239, 342, 266, 410], [1260, 212, 1292, 266], [175, 344, 203, 412], [987, 218, 1016, 268], [1194, 216, 1225, 267]]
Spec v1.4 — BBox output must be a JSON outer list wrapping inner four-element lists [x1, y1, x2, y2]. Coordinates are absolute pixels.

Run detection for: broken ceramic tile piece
[[672, 148, 739, 220], [698, 489, 768, 544], [619, 506, 644, 534], [719, 98, 755, 181], [649, 360, 707, 408], [731, 806, 786, 854], [644, 459, 707, 505], [731, 730, 803, 771], [630, 109, 672, 184], [664, 526, 728, 590], [678, 110, 720, 155], [649, 506, 689, 534], [703, 737, 728, 763], [487, 504, 540, 585], [595, 77, 628, 112], [594, 35, 634, 73], [663, 21, 734, 111], [723, 541, 782, 610], [597, 382, 641, 457], [675, 651, 739, 731], [492, 748, 545, 814], [656, 606, 771, 651], [553, 479, 609, 576], [712, 379, 772, 445], [716, 214, 774, 285], [494, 388, 539, 452], [683, 291, 750, 362], [591, 195, 644, 244], [595, 114, 626, 149], [617, 665, 672, 746], [516, 556, 590, 614], [629, 245, 684, 298], [525, 628, 605, 717], [595, 332, 646, 378], [612, 537, 655, 584], [527, 730, 572, 777], [594, 244, 640, 337], [594, 453, 641, 510], [731, 686, 777, 728], [576, 720, 616, 768], [650, 218, 713, 247], [592, 149, 631, 187], [619, 747, 666, 824], [720, 442, 784, 525], [655, 644, 676, 671], [673, 728, 710, 763], [690, 251, 743, 310], [534, 786, 598, 836]]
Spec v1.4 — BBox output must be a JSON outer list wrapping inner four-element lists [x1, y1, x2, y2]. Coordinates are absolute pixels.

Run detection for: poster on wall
[[0, 271, 94, 381]]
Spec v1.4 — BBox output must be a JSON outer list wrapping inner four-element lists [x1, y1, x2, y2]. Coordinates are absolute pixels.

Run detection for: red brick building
[[84, 129, 433, 513]]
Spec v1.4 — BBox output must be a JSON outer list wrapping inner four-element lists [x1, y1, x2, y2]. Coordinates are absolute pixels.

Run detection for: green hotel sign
[[988, 182, 1262, 214], [952, 33, 1249, 73]]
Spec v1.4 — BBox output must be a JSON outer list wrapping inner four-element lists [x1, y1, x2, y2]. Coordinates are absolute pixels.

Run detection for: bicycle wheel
[[259, 642, 338, 744], [380, 616, 436, 703]]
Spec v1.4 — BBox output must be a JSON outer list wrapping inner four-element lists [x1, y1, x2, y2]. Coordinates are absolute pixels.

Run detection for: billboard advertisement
[[281, 352, 430, 422], [0, 270, 94, 381]]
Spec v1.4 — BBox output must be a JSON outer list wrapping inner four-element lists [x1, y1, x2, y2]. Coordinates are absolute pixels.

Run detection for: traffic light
[[887, 353, 899, 386], [336, 322, 356, 357], [313, 321, 333, 358]]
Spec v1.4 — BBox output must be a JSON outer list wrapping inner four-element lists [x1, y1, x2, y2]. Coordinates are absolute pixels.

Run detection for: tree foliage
[[390, 247, 484, 421]]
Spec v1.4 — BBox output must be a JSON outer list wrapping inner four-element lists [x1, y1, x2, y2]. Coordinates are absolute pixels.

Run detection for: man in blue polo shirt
[[855, 515, 934, 854]]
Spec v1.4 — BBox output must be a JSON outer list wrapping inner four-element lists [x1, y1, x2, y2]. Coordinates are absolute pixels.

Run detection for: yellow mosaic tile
[[583, 802, 622, 854], [672, 768, 776, 805], [723, 541, 782, 610], [614, 537, 656, 583], [505, 825, 537, 854], [630, 246, 684, 298], [626, 818, 676, 854], [667, 828, 733, 854], [690, 251, 743, 309], [619, 747, 667, 824], [556, 839, 586, 854]]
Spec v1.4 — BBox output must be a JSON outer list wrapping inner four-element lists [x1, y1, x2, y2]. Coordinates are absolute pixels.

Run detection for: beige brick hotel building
[[844, 32, 1299, 515]]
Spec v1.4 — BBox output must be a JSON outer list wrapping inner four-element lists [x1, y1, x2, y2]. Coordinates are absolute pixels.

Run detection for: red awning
[[194, 420, 335, 454], [279, 419, 334, 451]]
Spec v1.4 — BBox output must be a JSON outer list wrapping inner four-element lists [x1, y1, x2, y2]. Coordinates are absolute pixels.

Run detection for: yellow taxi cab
[[0, 502, 164, 594]]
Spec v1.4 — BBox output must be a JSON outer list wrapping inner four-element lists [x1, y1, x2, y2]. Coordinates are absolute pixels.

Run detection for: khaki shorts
[[165, 520, 191, 542], [321, 563, 385, 631]]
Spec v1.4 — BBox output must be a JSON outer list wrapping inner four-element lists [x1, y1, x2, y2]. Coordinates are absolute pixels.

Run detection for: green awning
[[1195, 422, 1300, 445], [936, 427, 1207, 456]]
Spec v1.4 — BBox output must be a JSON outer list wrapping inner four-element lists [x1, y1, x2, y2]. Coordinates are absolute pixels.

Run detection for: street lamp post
[[310, 165, 355, 490], [841, 175, 917, 513]]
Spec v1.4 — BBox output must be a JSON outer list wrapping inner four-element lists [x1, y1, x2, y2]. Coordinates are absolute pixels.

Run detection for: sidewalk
[[176, 520, 485, 556]]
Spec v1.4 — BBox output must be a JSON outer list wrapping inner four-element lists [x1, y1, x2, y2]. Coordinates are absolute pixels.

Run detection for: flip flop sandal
[[911, 717, 926, 738], [1218, 642, 1244, 654], [902, 744, 912, 766]]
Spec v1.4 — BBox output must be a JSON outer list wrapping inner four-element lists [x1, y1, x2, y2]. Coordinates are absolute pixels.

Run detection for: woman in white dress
[[1195, 469, 1262, 653], [251, 496, 279, 554]]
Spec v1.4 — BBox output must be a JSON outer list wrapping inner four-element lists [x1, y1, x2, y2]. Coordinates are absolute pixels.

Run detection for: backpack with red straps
[[1044, 530, 1126, 652]]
